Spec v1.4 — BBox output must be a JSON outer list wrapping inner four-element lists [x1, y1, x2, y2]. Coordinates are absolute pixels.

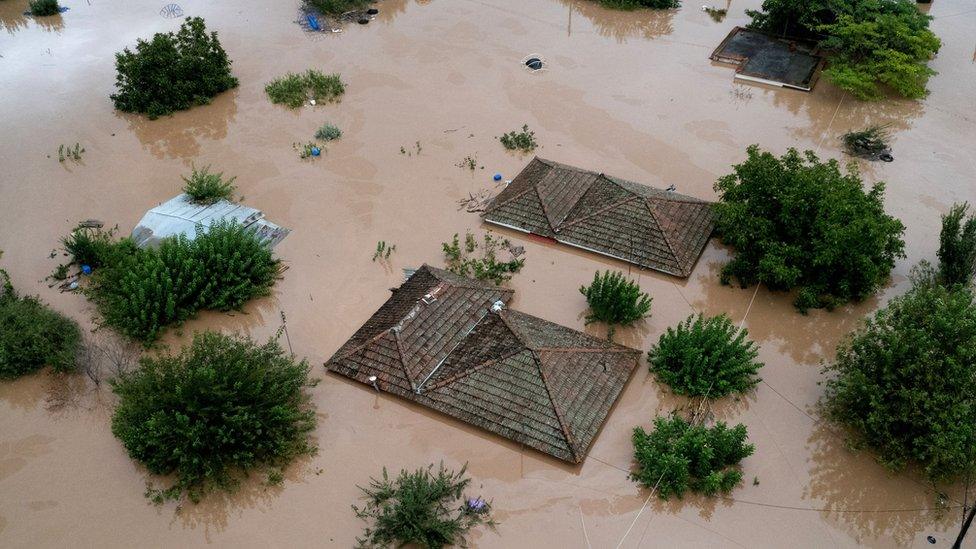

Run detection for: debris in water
[[525, 57, 543, 70], [493, 173, 502, 181], [457, 190, 495, 213], [77, 219, 104, 229], [160, 3, 183, 18]]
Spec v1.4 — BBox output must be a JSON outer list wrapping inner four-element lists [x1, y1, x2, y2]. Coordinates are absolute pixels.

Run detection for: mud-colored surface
[[2, 0, 975, 547]]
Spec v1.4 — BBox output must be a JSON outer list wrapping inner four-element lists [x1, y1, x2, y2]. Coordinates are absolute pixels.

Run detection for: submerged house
[[327, 265, 641, 463], [710, 27, 825, 91], [131, 194, 290, 249], [482, 157, 714, 277]]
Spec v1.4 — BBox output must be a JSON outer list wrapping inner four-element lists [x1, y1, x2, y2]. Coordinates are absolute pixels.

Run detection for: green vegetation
[[294, 141, 321, 159], [353, 463, 496, 549], [596, 0, 679, 9], [265, 70, 345, 109], [68, 221, 279, 344], [111, 331, 316, 503], [0, 261, 81, 379], [498, 125, 537, 152], [841, 125, 891, 158], [649, 313, 762, 399], [937, 203, 976, 287], [631, 415, 754, 499], [372, 241, 396, 262], [713, 145, 905, 312], [57, 143, 85, 163], [28, 0, 60, 16], [306, 0, 373, 17], [456, 155, 479, 171], [442, 231, 524, 285], [315, 123, 342, 141], [822, 264, 976, 483], [747, 0, 941, 100], [111, 17, 238, 119], [579, 270, 652, 339], [181, 165, 236, 204]]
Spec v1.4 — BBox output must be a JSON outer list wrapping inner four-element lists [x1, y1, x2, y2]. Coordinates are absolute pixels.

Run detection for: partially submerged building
[[327, 265, 641, 463], [131, 194, 290, 248], [481, 157, 714, 277], [710, 27, 824, 91]]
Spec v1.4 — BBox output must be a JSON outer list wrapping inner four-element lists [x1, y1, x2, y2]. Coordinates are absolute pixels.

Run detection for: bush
[[498, 125, 537, 152], [111, 17, 238, 119], [442, 231, 524, 285], [579, 270, 652, 339], [111, 331, 316, 503], [315, 123, 342, 141], [649, 314, 762, 398], [353, 463, 496, 548], [713, 145, 905, 312], [265, 70, 345, 109], [81, 221, 280, 343], [822, 265, 976, 483], [747, 0, 940, 100], [0, 268, 81, 379], [62, 226, 135, 269], [596, 0, 679, 9], [841, 125, 891, 158], [306, 0, 373, 17], [181, 165, 236, 204], [937, 203, 976, 287], [28, 0, 60, 16], [631, 415, 754, 499]]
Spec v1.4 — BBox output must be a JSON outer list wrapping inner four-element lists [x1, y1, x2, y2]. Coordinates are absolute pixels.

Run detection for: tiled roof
[[482, 158, 714, 277], [327, 265, 640, 463]]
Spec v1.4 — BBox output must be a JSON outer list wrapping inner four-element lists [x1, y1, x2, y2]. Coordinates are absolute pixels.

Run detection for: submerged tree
[[441, 231, 524, 285], [712, 145, 905, 312], [579, 270, 652, 340], [937, 203, 976, 287]]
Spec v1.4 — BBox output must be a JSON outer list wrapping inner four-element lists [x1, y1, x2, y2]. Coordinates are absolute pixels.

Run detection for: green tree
[[822, 265, 976, 483], [649, 314, 763, 398], [579, 270, 652, 340], [110, 331, 316, 503], [596, 0, 679, 10], [713, 145, 905, 312], [937, 203, 976, 287]]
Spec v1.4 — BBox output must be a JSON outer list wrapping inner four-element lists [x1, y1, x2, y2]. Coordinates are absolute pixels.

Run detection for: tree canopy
[[937, 203, 976, 287], [713, 145, 905, 312]]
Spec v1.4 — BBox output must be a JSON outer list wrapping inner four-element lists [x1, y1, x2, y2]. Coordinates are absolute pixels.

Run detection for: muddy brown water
[[2, 0, 975, 547]]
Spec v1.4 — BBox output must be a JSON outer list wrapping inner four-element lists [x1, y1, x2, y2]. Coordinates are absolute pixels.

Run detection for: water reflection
[[0, 1, 30, 34], [557, 0, 675, 42], [119, 90, 238, 160]]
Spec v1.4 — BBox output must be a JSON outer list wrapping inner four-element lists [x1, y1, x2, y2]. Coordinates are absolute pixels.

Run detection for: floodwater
[[1, 0, 975, 546]]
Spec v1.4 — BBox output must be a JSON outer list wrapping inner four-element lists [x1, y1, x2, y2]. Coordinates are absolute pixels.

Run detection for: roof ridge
[[393, 329, 418, 393], [533, 351, 581, 462], [643, 198, 686, 276], [496, 309, 534, 349]]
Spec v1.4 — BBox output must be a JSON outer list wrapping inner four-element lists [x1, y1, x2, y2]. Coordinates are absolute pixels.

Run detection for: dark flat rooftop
[[711, 27, 824, 91]]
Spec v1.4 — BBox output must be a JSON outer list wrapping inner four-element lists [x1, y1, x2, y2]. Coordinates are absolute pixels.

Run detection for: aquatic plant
[[372, 241, 396, 262], [649, 313, 762, 398], [579, 270, 652, 340], [841, 125, 891, 158], [0, 260, 81, 379], [442, 231, 524, 285], [111, 331, 316, 503], [315, 123, 342, 141], [265, 70, 345, 109], [111, 17, 238, 119], [937, 203, 976, 287], [631, 414, 753, 499], [822, 264, 976, 484], [306, 0, 373, 17], [713, 145, 905, 312], [498, 124, 537, 152], [181, 165, 236, 204], [28, 0, 60, 16], [353, 463, 496, 548], [596, 0, 679, 9]]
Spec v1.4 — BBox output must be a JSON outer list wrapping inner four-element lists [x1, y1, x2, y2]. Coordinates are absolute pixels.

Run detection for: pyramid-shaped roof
[[327, 265, 640, 463], [482, 158, 714, 277]]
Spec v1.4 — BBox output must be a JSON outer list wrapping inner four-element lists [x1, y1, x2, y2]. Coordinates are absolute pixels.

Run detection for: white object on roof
[[131, 194, 290, 249]]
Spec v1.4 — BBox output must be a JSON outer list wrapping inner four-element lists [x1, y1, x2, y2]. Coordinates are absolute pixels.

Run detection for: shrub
[[498, 125, 537, 152], [111, 17, 238, 119], [937, 203, 976, 287], [822, 264, 976, 483], [62, 226, 135, 269], [649, 314, 762, 398], [0, 268, 81, 379], [579, 270, 652, 339], [28, 0, 60, 16], [265, 70, 345, 109], [306, 0, 373, 17], [713, 145, 905, 312], [83, 221, 280, 343], [442, 231, 524, 285], [181, 165, 236, 204], [315, 123, 342, 141], [353, 463, 496, 548], [631, 415, 754, 499], [596, 0, 679, 9], [841, 125, 891, 158], [110, 331, 316, 503]]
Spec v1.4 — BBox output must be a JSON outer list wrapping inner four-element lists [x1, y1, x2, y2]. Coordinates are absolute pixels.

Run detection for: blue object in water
[[306, 14, 321, 31], [311, 147, 321, 156], [493, 173, 502, 181], [81, 265, 92, 275]]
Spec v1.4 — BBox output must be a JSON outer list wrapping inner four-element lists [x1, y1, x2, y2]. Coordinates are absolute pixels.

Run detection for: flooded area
[[2, 0, 975, 546]]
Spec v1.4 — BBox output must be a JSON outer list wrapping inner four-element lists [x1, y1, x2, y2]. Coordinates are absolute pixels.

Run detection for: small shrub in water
[[597, 0, 679, 9], [372, 241, 396, 262], [631, 414, 753, 499], [111, 331, 316, 503], [353, 463, 496, 549], [841, 125, 891, 159], [181, 165, 236, 204], [937, 203, 976, 287], [57, 143, 85, 162], [266, 70, 345, 109], [648, 313, 762, 398], [315, 123, 342, 141], [111, 17, 238, 119], [579, 270, 652, 339], [442, 231, 524, 285], [306, 0, 373, 17], [62, 226, 135, 269], [498, 124, 537, 152], [29, 0, 60, 16]]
